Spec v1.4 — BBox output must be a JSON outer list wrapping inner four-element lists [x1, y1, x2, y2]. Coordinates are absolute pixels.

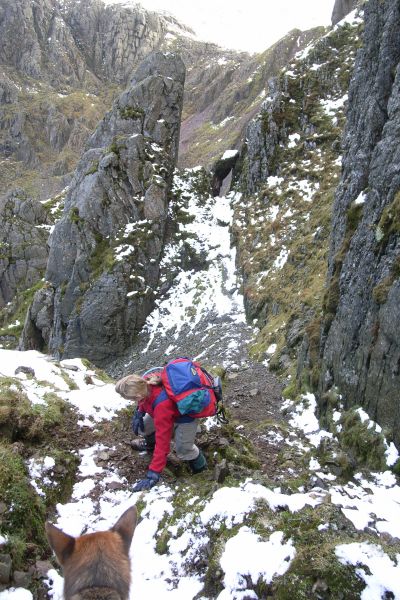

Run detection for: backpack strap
[[143, 366, 164, 377], [152, 389, 169, 410], [200, 366, 214, 386]]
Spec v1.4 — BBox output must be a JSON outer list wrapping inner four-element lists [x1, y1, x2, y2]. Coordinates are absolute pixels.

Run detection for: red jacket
[[138, 380, 216, 473]]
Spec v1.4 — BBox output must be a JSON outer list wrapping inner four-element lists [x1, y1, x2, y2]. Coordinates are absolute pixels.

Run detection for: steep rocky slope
[[315, 0, 400, 446], [233, 10, 363, 379], [232, 0, 400, 448], [176, 26, 323, 169], [0, 0, 322, 201], [0, 177, 400, 600], [0, 0, 190, 199], [0, 162, 399, 598], [0, 0, 326, 344], [20, 51, 185, 364]]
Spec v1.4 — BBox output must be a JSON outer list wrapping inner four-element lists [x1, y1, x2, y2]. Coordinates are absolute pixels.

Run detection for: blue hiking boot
[[188, 450, 207, 474]]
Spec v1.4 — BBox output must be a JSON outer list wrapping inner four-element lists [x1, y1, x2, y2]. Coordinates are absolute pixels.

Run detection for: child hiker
[[115, 360, 217, 492]]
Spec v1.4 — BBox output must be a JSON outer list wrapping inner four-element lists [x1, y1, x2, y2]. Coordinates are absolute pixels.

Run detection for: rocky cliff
[[0, 0, 190, 199], [316, 0, 400, 446], [232, 10, 363, 375], [331, 0, 359, 25], [0, 0, 326, 335], [176, 26, 323, 168], [0, 0, 186, 86], [0, 0, 323, 202], [20, 51, 185, 364]]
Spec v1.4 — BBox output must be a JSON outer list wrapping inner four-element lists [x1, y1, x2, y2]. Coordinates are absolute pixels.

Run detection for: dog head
[[46, 506, 137, 600]]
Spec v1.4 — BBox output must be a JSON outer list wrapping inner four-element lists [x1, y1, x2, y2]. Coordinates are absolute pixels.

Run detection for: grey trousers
[[142, 413, 199, 461]]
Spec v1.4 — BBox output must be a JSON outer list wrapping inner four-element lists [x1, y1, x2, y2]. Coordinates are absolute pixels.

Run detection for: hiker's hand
[[132, 409, 145, 435], [132, 470, 160, 492]]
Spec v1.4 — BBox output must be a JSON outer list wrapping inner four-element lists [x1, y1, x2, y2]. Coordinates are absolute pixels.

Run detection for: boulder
[[21, 52, 185, 365]]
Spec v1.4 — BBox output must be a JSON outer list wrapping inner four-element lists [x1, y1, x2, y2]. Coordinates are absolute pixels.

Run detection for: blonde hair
[[115, 373, 162, 399]]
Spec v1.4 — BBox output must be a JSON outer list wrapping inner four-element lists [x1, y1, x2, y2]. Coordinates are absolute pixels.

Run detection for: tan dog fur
[[45, 506, 137, 600]]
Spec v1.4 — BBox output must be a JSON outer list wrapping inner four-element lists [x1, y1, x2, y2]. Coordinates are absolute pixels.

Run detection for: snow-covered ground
[[142, 183, 247, 354], [0, 164, 399, 600], [0, 346, 399, 599], [112, 169, 255, 374]]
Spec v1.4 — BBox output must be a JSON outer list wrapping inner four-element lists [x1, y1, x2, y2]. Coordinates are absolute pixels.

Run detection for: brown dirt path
[[222, 361, 288, 479]]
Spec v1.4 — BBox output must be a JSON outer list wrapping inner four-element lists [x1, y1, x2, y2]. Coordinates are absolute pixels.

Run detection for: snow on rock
[[330, 471, 400, 538], [28, 456, 56, 497], [141, 175, 250, 363], [273, 247, 289, 270], [336, 542, 400, 599], [217, 528, 295, 599], [0, 348, 130, 428], [221, 149, 238, 160], [320, 94, 348, 115], [200, 481, 326, 529], [288, 133, 300, 148], [0, 590, 33, 600], [287, 393, 333, 447]]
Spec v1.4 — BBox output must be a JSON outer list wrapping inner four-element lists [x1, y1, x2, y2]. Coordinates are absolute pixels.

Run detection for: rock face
[[0, 0, 176, 87], [0, 0, 190, 200], [178, 27, 323, 168], [331, 0, 358, 26], [0, 0, 325, 321], [317, 0, 400, 445], [231, 12, 361, 372], [0, 190, 50, 307], [20, 52, 185, 364], [0, 0, 324, 200]]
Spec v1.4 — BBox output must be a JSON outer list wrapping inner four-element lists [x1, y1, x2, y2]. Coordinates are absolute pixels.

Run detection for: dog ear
[[45, 522, 75, 566], [112, 506, 137, 554]]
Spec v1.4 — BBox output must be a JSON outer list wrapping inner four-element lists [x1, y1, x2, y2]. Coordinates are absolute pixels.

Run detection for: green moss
[[155, 512, 171, 555], [375, 191, 400, 247], [89, 234, 116, 280], [274, 550, 363, 599], [119, 106, 144, 120], [323, 202, 363, 320], [372, 256, 400, 305], [0, 280, 46, 344], [80, 358, 114, 383], [41, 190, 66, 220], [392, 458, 400, 476], [107, 137, 126, 158], [85, 160, 99, 176], [0, 378, 67, 442], [69, 206, 83, 225], [0, 443, 47, 566], [338, 409, 388, 471], [60, 371, 79, 390], [269, 504, 365, 598], [38, 391, 67, 424], [282, 380, 298, 399], [372, 277, 393, 305]]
